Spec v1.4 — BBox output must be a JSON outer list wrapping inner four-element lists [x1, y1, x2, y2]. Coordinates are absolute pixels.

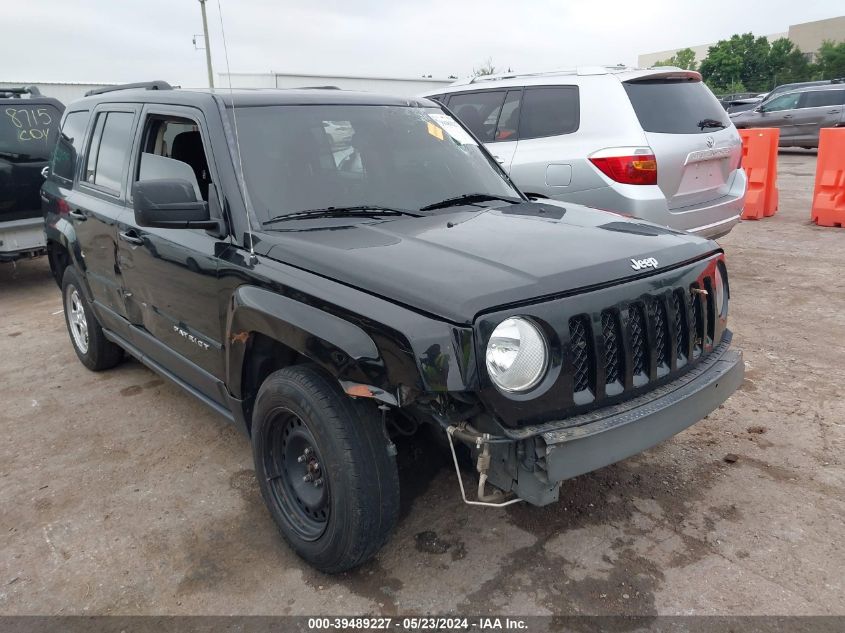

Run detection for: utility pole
[[198, 0, 214, 88]]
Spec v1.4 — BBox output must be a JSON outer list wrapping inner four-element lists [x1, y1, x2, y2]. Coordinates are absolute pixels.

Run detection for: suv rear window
[[623, 80, 730, 134], [1, 103, 62, 159]]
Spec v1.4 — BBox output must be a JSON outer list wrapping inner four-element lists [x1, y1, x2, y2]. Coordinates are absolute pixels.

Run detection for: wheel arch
[[226, 285, 393, 431], [45, 218, 87, 292]]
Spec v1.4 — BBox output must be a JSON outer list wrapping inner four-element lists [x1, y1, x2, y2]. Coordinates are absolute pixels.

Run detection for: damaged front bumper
[[482, 339, 744, 506]]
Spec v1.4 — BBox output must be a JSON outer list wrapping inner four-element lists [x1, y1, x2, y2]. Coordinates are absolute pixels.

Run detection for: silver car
[[422, 67, 746, 239], [730, 84, 845, 148]]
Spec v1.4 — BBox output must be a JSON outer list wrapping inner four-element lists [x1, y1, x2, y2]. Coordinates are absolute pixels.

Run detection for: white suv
[[421, 67, 746, 239]]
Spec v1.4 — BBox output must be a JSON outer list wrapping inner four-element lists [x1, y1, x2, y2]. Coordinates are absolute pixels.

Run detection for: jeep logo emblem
[[631, 257, 659, 271]]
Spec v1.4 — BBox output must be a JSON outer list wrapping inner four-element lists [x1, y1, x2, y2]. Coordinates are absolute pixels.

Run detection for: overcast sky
[[3, 1, 842, 87]]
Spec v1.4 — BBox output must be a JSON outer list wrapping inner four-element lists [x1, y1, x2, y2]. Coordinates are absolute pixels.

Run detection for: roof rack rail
[[299, 85, 341, 90], [84, 81, 174, 97], [450, 65, 629, 87], [0, 86, 42, 98]]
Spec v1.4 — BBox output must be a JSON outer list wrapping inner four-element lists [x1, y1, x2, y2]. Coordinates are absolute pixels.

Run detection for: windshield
[[1, 103, 62, 160], [230, 104, 522, 222]]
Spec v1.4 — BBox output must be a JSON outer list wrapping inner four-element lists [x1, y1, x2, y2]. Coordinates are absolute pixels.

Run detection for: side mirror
[[132, 179, 218, 229], [755, 105, 766, 113]]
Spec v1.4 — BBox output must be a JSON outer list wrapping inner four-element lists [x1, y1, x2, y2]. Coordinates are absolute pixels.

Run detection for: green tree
[[815, 40, 845, 79], [767, 38, 811, 87], [699, 33, 772, 93], [654, 47, 698, 70]]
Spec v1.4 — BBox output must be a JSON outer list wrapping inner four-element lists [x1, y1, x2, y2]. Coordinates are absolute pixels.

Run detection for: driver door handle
[[119, 230, 144, 246], [829, 109, 841, 114], [68, 209, 87, 221], [782, 114, 793, 119]]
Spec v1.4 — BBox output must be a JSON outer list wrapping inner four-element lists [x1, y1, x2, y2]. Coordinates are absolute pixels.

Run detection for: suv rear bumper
[[0, 217, 46, 261], [552, 168, 746, 240], [687, 213, 741, 240], [537, 342, 743, 482]]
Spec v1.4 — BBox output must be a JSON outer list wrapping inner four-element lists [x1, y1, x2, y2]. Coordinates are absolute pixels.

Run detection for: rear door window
[[52, 110, 89, 183], [84, 111, 135, 194], [1, 102, 62, 159], [446, 90, 507, 142], [518, 86, 579, 139], [801, 90, 845, 108], [623, 80, 730, 133]]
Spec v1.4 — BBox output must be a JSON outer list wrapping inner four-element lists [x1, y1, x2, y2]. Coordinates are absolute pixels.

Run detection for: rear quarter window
[[802, 90, 845, 108], [1, 102, 62, 159], [623, 80, 730, 134], [51, 110, 89, 183], [519, 86, 579, 139]]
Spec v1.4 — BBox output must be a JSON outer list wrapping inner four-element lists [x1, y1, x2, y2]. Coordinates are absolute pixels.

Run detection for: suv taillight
[[589, 147, 657, 185]]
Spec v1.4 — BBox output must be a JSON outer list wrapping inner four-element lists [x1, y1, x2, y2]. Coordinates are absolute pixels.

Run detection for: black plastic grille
[[703, 277, 716, 343], [691, 286, 704, 358], [601, 311, 622, 384], [648, 297, 670, 368], [628, 304, 647, 376], [672, 290, 687, 363], [569, 317, 591, 393], [564, 278, 718, 409]]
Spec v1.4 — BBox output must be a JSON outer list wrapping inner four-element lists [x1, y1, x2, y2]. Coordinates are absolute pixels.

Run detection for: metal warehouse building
[[219, 72, 455, 97], [0, 81, 114, 105]]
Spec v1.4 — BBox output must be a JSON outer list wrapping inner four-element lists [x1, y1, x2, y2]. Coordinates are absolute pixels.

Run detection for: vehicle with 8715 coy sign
[[42, 81, 743, 573], [1, 86, 64, 261]]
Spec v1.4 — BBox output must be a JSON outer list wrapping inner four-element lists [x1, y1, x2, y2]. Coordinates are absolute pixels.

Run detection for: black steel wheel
[[252, 365, 400, 573], [264, 409, 330, 541]]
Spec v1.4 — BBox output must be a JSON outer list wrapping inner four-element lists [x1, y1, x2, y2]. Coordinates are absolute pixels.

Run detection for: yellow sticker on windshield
[[426, 121, 444, 140]]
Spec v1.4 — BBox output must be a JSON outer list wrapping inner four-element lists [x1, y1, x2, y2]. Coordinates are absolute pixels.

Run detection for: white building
[[219, 72, 455, 97], [0, 81, 115, 105]]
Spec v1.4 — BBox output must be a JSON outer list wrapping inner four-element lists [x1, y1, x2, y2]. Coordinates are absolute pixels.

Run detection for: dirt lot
[[1, 151, 843, 616]]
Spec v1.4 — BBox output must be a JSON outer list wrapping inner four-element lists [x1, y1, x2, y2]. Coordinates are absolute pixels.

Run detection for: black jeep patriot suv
[[42, 82, 743, 573]]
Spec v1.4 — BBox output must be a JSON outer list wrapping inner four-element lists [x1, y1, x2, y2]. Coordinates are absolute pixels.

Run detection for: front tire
[[61, 267, 123, 371], [252, 365, 399, 573]]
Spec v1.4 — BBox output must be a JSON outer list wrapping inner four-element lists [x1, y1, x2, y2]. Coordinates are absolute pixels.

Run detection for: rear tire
[[61, 267, 123, 371], [252, 365, 400, 573]]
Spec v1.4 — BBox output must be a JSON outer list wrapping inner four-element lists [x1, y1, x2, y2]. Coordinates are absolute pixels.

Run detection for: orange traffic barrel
[[811, 127, 845, 228], [739, 128, 780, 220]]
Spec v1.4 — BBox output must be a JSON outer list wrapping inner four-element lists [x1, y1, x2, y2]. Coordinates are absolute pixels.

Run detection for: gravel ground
[[1, 150, 843, 616]]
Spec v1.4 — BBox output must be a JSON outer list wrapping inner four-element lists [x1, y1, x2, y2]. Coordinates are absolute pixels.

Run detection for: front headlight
[[714, 265, 728, 318], [485, 317, 548, 392]]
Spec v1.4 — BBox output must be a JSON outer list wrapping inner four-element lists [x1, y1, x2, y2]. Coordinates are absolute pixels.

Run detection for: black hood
[[257, 202, 718, 324]]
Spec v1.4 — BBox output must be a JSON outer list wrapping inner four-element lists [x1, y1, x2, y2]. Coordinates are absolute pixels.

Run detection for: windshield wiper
[[263, 205, 420, 226], [419, 193, 523, 212], [697, 118, 727, 130]]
